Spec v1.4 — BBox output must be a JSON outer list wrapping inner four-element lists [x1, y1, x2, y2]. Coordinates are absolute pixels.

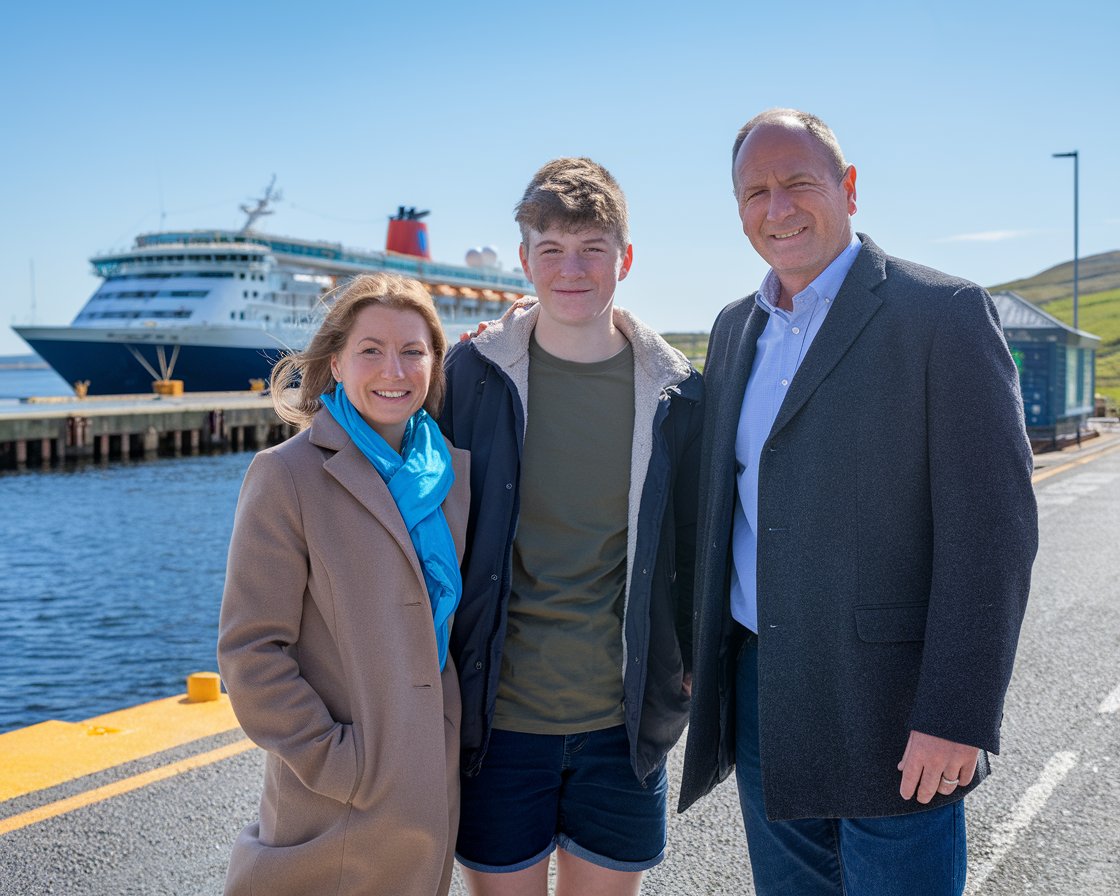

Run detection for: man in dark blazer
[[679, 109, 1038, 895]]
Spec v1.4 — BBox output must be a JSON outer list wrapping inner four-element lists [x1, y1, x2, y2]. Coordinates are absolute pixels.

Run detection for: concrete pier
[[0, 392, 297, 471]]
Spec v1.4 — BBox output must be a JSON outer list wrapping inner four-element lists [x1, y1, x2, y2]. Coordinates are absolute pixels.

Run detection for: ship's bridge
[[90, 237, 272, 280], [77, 238, 276, 329]]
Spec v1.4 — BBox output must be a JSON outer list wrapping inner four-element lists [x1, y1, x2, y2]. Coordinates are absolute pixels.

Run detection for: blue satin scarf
[[321, 383, 461, 671]]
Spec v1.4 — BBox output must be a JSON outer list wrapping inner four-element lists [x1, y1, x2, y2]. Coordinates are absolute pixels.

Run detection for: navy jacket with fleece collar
[[438, 302, 703, 783]]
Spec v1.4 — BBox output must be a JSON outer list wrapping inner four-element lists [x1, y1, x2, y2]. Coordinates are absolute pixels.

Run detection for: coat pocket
[[854, 602, 928, 643], [226, 761, 354, 896]]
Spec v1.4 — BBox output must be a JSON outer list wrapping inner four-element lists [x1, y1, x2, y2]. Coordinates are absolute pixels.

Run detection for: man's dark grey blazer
[[679, 234, 1038, 821]]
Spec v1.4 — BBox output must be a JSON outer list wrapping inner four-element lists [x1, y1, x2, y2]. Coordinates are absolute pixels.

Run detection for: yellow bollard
[[153, 379, 185, 396], [186, 671, 222, 703]]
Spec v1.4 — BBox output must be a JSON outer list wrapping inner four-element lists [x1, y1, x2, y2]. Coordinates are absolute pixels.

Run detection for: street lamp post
[[1052, 150, 1079, 330]]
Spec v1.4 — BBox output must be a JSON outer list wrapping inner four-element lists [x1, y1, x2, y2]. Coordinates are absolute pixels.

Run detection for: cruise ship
[[14, 182, 533, 395]]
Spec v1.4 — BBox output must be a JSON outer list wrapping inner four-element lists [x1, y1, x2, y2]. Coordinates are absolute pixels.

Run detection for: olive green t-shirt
[[493, 335, 635, 734]]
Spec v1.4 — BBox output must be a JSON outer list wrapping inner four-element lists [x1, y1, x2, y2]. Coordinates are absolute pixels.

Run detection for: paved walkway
[[2, 431, 1118, 894]]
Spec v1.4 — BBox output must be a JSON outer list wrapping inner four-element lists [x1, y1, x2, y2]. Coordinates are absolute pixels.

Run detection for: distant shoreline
[[0, 354, 48, 371]]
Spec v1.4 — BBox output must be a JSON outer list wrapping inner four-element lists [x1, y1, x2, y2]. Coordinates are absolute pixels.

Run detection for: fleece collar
[[471, 300, 693, 420]]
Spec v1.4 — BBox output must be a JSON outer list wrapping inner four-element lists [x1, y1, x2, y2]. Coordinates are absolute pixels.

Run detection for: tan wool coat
[[218, 409, 469, 896]]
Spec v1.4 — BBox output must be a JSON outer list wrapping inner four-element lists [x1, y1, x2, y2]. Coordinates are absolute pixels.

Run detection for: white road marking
[[1034, 472, 1119, 517], [1037, 480, 1110, 499], [1099, 682, 1120, 714], [965, 751, 1079, 894], [1041, 472, 1118, 490]]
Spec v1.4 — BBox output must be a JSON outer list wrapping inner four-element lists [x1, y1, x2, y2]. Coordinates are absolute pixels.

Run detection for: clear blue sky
[[2, 0, 1117, 355]]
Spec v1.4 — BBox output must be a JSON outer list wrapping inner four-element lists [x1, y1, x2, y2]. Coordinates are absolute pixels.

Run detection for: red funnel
[[386, 217, 430, 259]]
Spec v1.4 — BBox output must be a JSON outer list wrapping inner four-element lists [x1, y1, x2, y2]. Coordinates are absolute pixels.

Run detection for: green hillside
[[990, 250, 1120, 406], [662, 333, 708, 368], [991, 250, 1120, 304]]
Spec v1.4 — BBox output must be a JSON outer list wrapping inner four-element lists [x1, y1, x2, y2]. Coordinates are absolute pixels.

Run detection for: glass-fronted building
[[992, 291, 1100, 447]]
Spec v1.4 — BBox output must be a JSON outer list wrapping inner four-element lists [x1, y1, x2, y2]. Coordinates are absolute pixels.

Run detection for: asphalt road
[[2, 439, 1117, 894]]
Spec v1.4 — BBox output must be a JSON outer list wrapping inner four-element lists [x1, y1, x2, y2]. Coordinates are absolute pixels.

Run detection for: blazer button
[[490, 574, 498, 581], [475, 661, 483, 670]]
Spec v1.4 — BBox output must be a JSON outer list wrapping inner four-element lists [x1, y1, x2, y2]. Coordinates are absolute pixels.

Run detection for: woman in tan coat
[[218, 273, 469, 896]]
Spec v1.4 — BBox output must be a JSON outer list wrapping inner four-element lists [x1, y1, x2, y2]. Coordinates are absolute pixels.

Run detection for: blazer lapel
[[769, 238, 886, 438], [720, 302, 770, 445], [707, 301, 769, 523]]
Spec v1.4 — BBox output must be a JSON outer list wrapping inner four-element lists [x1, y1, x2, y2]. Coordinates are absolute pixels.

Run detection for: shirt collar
[[756, 232, 862, 315]]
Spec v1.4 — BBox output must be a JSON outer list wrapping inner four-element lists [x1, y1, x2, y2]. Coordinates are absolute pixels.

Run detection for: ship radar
[[239, 175, 283, 234]]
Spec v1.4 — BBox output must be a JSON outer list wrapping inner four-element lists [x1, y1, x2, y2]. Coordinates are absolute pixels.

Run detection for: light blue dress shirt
[[730, 233, 862, 632]]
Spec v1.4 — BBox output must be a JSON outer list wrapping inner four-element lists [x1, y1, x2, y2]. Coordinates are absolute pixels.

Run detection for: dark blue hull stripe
[[22, 338, 285, 395]]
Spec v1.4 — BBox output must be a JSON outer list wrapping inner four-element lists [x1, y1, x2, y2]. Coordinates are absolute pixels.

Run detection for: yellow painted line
[[1032, 440, 1120, 484], [0, 738, 256, 836], [0, 691, 241, 801]]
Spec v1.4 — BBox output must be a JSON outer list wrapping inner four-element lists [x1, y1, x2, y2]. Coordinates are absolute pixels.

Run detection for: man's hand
[[897, 730, 979, 803], [458, 320, 491, 342], [457, 298, 538, 342]]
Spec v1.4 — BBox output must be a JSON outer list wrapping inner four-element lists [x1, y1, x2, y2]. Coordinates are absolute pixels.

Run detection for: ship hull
[[14, 326, 290, 395]]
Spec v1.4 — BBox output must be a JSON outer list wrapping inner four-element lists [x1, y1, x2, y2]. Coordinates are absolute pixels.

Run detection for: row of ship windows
[[376, 256, 527, 289], [94, 287, 269, 300], [94, 290, 211, 299], [235, 242, 528, 290], [98, 252, 524, 289], [103, 271, 266, 281], [106, 272, 235, 281], [115, 253, 263, 264], [227, 311, 315, 324], [80, 309, 315, 323], [83, 310, 193, 319], [90, 310, 305, 323]]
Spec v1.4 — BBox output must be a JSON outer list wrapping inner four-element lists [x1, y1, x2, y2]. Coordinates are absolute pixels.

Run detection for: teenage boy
[[439, 157, 702, 896]]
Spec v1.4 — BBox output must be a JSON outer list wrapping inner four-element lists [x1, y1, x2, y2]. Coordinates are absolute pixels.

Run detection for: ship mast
[[239, 175, 282, 234]]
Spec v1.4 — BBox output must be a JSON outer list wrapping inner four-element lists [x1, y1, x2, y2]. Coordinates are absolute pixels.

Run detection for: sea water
[[0, 357, 253, 733], [0, 354, 72, 402]]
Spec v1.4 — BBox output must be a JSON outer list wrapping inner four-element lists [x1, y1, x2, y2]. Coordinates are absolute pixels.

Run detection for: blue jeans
[[735, 635, 967, 896]]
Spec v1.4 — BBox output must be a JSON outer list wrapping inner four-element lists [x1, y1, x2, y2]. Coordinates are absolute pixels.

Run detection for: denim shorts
[[455, 725, 668, 873]]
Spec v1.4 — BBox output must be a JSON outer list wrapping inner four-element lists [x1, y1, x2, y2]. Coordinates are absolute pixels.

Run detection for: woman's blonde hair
[[270, 272, 447, 430]]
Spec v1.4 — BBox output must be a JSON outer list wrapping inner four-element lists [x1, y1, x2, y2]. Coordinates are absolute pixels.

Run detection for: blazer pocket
[[854, 602, 928, 643]]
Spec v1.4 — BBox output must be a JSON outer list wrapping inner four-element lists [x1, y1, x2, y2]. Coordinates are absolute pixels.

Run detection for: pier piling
[[0, 392, 297, 472]]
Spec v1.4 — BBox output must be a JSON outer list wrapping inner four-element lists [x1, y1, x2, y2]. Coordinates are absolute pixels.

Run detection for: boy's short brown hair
[[514, 157, 630, 248]]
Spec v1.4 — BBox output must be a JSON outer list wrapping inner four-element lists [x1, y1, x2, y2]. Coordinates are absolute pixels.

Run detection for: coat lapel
[[444, 447, 470, 563], [769, 237, 887, 439], [311, 413, 427, 589]]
